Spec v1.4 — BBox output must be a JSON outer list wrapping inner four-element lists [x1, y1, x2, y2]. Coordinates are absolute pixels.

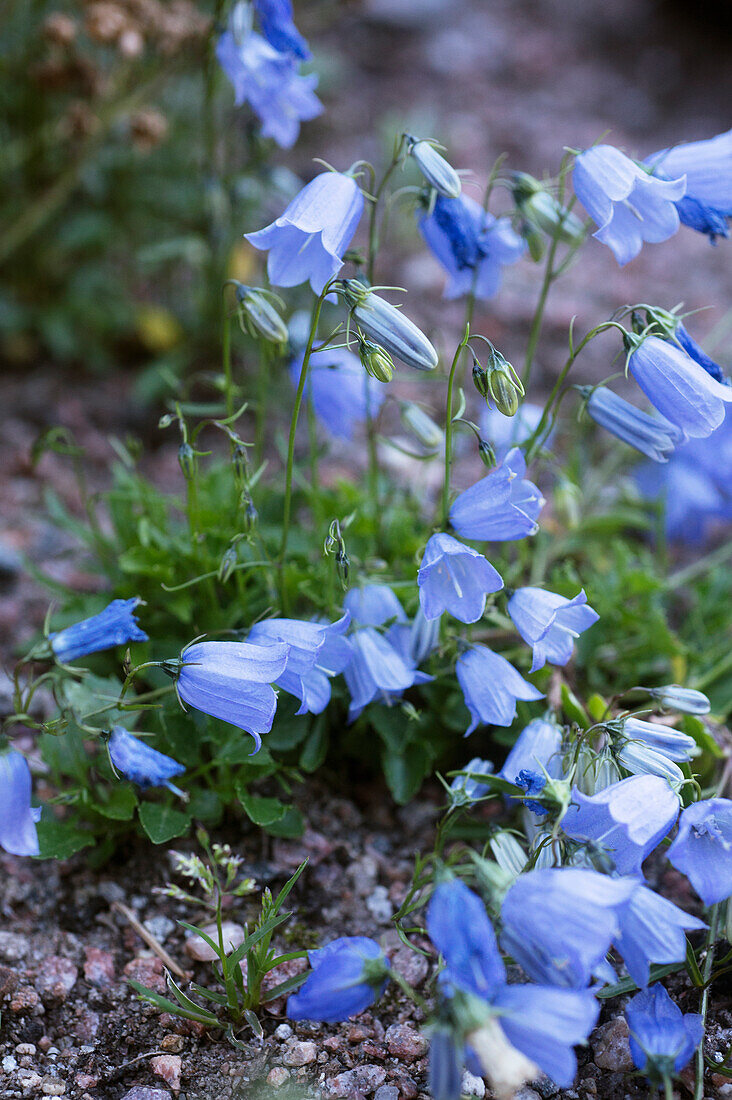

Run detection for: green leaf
[[36, 819, 94, 859], [300, 719, 328, 772], [138, 802, 192, 844], [238, 790, 286, 827], [264, 807, 304, 839], [93, 784, 138, 820], [382, 743, 432, 804], [560, 684, 590, 729]]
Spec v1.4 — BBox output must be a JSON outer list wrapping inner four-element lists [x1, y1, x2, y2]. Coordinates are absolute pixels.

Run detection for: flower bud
[[511, 172, 584, 245], [478, 439, 496, 468], [178, 442, 196, 480], [232, 443, 249, 486], [406, 135, 462, 198], [484, 344, 524, 417], [519, 218, 546, 262], [472, 358, 490, 401], [218, 547, 237, 583], [400, 402, 444, 450], [338, 280, 438, 372], [235, 285, 288, 344], [358, 336, 394, 383], [648, 685, 711, 715]]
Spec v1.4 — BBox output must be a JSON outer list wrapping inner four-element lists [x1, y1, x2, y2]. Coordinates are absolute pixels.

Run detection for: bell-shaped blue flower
[[628, 335, 732, 440], [344, 584, 406, 627], [507, 587, 599, 672], [572, 144, 686, 265], [0, 748, 40, 857], [450, 447, 544, 542], [646, 129, 732, 242], [418, 193, 525, 300], [616, 717, 696, 765], [247, 613, 351, 715], [427, 878, 506, 999], [450, 757, 494, 803], [625, 985, 704, 1080], [287, 936, 390, 1023], [401, 605, 441, 667], [614, 882, 705, 988], [289, 345, 388, 441], [667, 798, 732, 906], [342, 628, 425, 722], [49, 598, 148, 664], [499, 717, 564, 785], [585, 387, 684, 462], [418, 533, 503, 623], [245, 172, 364, 294], [456, 645, 543, 734], [216, 27, 321, 149], [176, 640, 289, 752], [562, 774, 679, 876], [253, 0, 310, 59], [108, 727, 185, 796], [428, 1030, 463, 1100], [674, 322, 726, 383], [500, 868, 636, 988]]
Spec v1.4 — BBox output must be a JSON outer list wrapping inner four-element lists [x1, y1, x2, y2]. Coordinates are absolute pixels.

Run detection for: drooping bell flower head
[[289, 345, 388, 441], [406, 136, 462, 198], [673, 322, 726, 383], [635, 443, 729, 544], [342, 627, 425, 722], [253, 0, 310, 59], [417, 533, 503, 624], [498, 716, 564, 785], [107, 726, 185, 797], [667, 798, 732, 906], [646, 128, 732, 242], [287, 936, 390, 1023], [449, 757, 494, 805], [418, 193, 525, 301], [247, 613, 351, 715], [607, 715, 696, 787], [583, 387, 684, 462], [648, 685, 711, 715], [572, 144, 686, 265], [613, 882, 705, 989], [625, 985, 704, 1083], [245, 172, 364, 294], [639, 305, 727, 385], [455, 645, 543, 734], [449, 447, 544, 542], [49, 598, 148, 664], [337, 279, 438, 372], [507, 587, 599, 672], [561, 774, 680, 876], [0, 748, 41, 857], [345, 584, 406, 628], [174, 639, 289, 753]]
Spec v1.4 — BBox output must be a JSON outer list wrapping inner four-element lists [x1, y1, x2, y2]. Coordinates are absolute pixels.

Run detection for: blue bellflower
[[247, 613, 351, 715], [49, 598, 148, 664], [450, 757, 494, 803], [674, 322, 726, 383], [344, 584, 406, 627], [287, 936, 390, 1023], [507, 587, 599, 672], [342, 628, 427, 722], [216, 29, 321, 149], [667, 798, 732, 905], [450, 447, 544, 542], [0, 748, 41, 857], [514, 769, 548, 815], [246, 172, 364, 293], [628, 335, 732, 440], [418, 533, 503, 623], [418, 193, 525, 301], [613, 717, 696, 787], [253, 0, 310, 59], [572, 144, 686, 265], [176, 640, 289, 752], [585, 387, 684, 462], [499, 717, 564, 785], [108, 726, 185, 796], [456, 645, 543, 734], [646, 129, 732, 241], [289, 345, 388, 441], [625, 985, 704, 1080], [614, 882, 705, 988], [427, 879, 599, 1088], [561, 774, 680, 876]]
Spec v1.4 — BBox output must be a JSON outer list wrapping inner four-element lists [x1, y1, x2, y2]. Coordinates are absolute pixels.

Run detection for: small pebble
[[184, 921, 245, 962], [2, 1056, 18, 1072], [275, 1023, 293, 1040], [375, 1088, 399, 1100], [384, 1022, 427, 1062], [283, 1040, 318, 1067], [14, 1044, 36, 1056], [150, 1053, 182, 1092], [267, 1067, 291, 1088], [365, 886, 393, 923], [161, 1034, 184, 1053], [461, 1069, 486, 1097], [41, 1078, 66, 1096], [143, 915, 176, 943]]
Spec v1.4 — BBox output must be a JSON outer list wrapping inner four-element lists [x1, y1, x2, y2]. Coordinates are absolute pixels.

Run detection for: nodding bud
[[178, 442, 196, 480], [472, 356, 491, 400], [630, 310, 647, 335], [338, 280, 438, 372], [218, 547, 237, 583], [519, 218, 546, 262], [485, 344, 524, 417], [232, 443, 249, 485], [336, 547, 350, 587], [241, 495, 258, 530], [400, 401, 444, 449], [406, 135, 462, 198], [358, 335, 394, 383], [324, 519, 350, 588], [235, 285, 288, 344], [640, 305, 678, 340], [478, 439, 497, 468], [510, 172, 584, 246], [648, 685, 711, 715]]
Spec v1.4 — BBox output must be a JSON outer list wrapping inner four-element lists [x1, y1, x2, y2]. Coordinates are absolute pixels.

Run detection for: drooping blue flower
[[499, 717, 564, 785], [674, 322, 726, 383], [585, 387, 684, 462], [428, 1030, 464, 1100], [514, 769, 548, 815], [49, 598, 148, 664], [427, 879, 600, 1088], [667, 798, 732, 906], [614, 882, 705, 988], [616, 717, 696, 768], [289, 345, 388, 441], [342, 628, 422, 722], [449, 447, 544, 542], [176, 640, 289, 752], [418, 193, 525, 300], [625, 985, 704, 1080], [253, 0, 310, 59], [216, 29, 321, 149], [246, 172, 364, 293], [287, 936, 390, 1023], [247, 613, 351, 715], [628, 335, 732, 440], [402, 606, 441, 666], [418, 533, 503, 623], [456, 645, 543, 734], [107, 727, 185, 796], [646, 129, 732, 242], [507, 587, 599, 672], [344, 584, 406, 627], [650, 685, 711, 715], [0, 748, 40, 857], [561, 774, 680, 876], [572, 144, 686, 265], [499, 867, 636, 988], [450, 757, 494, 804]]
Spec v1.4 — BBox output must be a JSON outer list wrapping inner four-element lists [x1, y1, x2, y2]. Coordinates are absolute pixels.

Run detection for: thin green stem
[[523, 232, 561, 390], [440, 328, 471, 528], [663, 1076, 674, 1100], [667, 541, 732, 591], [694, 903, 721, 1100], [222, 312, 233, 418], [367, 140, 406, 284], [364, 371, 382, 547]]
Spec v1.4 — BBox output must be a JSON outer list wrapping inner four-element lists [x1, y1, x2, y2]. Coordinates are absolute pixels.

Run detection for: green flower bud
[[478, 439, 496, 468], [218, 546, 237, 583], [484, 344, 524, 417], [400, 401, 444, 449], [338, 280, 438, 372], [235, 285, 288, 344], [406, 135, 462, 198], [358, 336, 394, 383], [472, 358, 490, 401], [178, 442, 196, 480], [519, 218, 547, 262], [511, 172, 584, 246]]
